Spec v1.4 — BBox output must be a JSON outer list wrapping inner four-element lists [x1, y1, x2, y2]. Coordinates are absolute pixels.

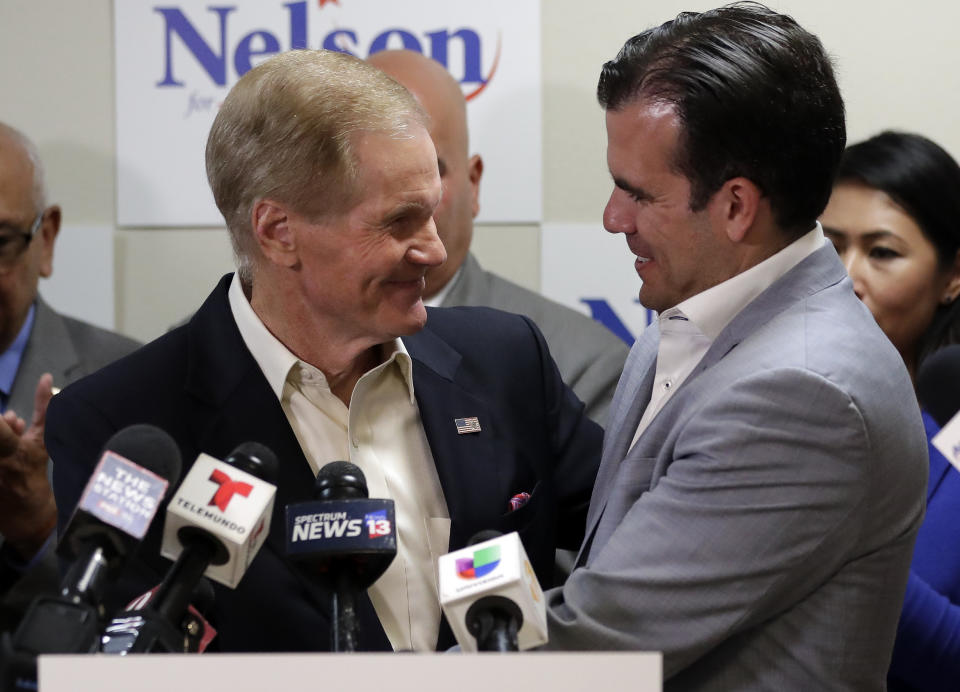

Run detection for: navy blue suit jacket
[[46, 275, 602, 652]]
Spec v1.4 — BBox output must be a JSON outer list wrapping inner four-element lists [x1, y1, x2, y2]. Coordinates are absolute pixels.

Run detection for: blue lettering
[[323, 29, 359, 55], [426, 29, 484, 83], [369, 28, 423, 54], [155, 6, 234, 87], [285, 1, 307, 50], [234, 30, 281, 76]]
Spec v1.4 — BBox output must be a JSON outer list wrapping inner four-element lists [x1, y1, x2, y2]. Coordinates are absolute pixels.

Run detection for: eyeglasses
[[0, 212, 42, 271]]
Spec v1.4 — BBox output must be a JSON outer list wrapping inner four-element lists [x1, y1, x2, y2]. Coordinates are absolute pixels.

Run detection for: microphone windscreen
[[315, 460, 368, 500], [917, 345, 960, 427], [102, 423, 183, 486], [224, 441, 278, 483], [468, 530, 503, 547]]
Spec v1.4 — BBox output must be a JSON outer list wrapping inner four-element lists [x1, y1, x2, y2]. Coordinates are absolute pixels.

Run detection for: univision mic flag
[[438, 532, 547, 651]]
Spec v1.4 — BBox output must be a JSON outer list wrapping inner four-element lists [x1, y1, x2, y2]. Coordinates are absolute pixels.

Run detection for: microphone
[[100, 578, 217, 655], [917, 344, 960, 428], [285, 461, 397, 652], [438, 530, 547, 652], [100, 442, 278, 653], [1, 425, 181, 689]]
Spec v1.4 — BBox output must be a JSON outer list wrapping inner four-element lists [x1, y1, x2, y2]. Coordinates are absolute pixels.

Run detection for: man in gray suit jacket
[[368, 50, 628, 426], [541, 6, 928, 690], [0, 123, 140, 631]]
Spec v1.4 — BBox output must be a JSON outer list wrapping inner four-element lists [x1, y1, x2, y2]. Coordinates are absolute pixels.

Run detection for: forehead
[[349, 127, 441, 207], [605, 100, 682, 175], [0, 136, 35, 219], [824, 183, 927, 241]]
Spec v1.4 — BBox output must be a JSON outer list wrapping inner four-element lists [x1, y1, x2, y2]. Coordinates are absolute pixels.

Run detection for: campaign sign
[[541, 222, 657, 347], [114, 0, 542, 226], [81, 451, 170, 540], [285, 498, 397, 558]]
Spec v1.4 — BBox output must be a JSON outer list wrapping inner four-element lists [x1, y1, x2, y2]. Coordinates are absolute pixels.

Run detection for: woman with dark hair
[[821, 130, 960, 691]]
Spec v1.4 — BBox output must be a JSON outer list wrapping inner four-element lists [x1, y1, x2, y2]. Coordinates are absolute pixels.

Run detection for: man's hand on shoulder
[[0, 373, 57, 560]]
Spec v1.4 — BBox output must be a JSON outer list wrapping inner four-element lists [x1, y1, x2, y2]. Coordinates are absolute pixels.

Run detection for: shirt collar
[[227, 274, 415, 403], [0, 302, 37, 400], [673, 223, 825, 340]]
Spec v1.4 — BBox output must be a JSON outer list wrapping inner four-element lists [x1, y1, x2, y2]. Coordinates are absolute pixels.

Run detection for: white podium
[[39, 652, 661, 692]]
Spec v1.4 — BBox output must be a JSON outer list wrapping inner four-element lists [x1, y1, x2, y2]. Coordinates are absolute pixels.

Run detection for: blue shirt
[[0, 303, 36, 412]]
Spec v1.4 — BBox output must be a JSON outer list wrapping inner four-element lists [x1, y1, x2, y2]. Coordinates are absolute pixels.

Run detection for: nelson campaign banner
[[114, 0, 541, 227]]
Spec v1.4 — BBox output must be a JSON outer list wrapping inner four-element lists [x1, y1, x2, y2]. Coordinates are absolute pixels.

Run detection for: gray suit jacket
[[442, 253, 628, 425], [0, 298, 140, 631], [543, 244, 928, 690]]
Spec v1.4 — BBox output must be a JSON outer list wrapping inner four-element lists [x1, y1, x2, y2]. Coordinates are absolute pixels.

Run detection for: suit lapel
[[402, 324, 503, 550], [577, 324, 659, 563], [689, 243, 848, 381], [9, 299, 80, 415], [181, 276, 317, 556]]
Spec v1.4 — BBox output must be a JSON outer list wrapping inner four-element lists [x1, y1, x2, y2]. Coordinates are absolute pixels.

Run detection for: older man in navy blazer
[[46, 49, 600, 652]]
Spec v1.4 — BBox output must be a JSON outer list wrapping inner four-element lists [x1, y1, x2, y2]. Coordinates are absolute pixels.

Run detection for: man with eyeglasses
[[0, 123, 140, 632]]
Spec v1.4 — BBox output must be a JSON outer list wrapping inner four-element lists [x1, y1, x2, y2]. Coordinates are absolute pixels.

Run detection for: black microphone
[[285, 461, 397, 652], [917, 345, 960, 428], [99, 442, 278, 654], [99, 578, 216, 655], [464, 530, 520, 652], [1, 425, 181, 689]]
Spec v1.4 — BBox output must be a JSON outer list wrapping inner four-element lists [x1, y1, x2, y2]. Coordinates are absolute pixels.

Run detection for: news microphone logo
[[365, 509, 391, 538], [456, 545, 501, 580], [208, 468, 253, 511], [438, 532, 547, 652], [81, 451, 171, 540]]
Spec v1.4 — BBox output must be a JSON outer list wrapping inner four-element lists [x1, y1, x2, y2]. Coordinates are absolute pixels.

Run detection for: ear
[[941, 248, 960, 305], [251, 199, 298, 268], [37, 205, 61, 278], [468, 154, 483, 218], [711, 177, 762, 244]]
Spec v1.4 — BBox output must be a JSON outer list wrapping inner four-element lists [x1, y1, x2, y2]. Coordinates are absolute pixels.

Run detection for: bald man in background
[[368, 50, 628, 425], [0, 123, 140, 631]]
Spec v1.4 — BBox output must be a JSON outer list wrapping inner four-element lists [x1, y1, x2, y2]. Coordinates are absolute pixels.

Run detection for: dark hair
[[597, 2, 845, 237], [837, 130, 960, 366]]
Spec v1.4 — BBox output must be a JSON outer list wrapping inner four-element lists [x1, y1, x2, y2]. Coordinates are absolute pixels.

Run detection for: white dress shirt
[[631, 224, 826, 447], [228, 275, 450, 651]]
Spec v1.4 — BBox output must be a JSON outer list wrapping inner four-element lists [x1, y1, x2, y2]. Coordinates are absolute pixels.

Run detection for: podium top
[[40, 651, 662, 692]]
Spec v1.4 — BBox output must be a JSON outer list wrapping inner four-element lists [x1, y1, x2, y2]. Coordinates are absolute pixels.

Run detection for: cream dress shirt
[[228, 275, 451, 651]]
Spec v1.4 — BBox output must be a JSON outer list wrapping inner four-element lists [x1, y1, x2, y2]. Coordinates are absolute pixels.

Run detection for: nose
[[406, 217, 447, 268], [841, 250, 866, 301], [603, 189, 635, 235]]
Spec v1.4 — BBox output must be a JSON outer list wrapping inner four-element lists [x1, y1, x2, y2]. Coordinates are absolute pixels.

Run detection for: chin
[[386, 305, 429, 337]]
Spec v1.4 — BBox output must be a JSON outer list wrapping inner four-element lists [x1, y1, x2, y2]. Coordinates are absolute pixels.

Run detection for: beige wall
[[1, 0, 958, 342]]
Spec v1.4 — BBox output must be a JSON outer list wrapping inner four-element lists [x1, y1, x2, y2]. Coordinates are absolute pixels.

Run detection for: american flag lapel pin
[[455, 416, 482, 435]]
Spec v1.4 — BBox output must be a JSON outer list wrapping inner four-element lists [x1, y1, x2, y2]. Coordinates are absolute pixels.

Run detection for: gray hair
[[205, 49, 426, 284]]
